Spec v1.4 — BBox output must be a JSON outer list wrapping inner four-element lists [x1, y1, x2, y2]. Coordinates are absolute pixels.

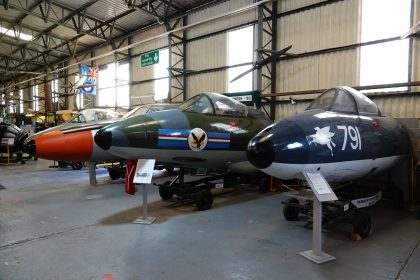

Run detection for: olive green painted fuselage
[[97, 108, 272, 171]]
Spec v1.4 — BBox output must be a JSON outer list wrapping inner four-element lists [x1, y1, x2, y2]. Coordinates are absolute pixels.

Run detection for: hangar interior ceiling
[[0, 0, 419, 121]]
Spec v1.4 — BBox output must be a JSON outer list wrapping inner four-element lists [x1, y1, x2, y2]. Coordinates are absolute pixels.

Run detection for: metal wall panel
[[187, 0, 256, 39], [131, 25, 168, 57], [93, 45, 115, 66], [272, 0, 360, 120], [273, 94, 420, 121], [373, 96, 420, 118], [278, 0, 360, 56], [279, 0, 321, 12], [186, 33, 227, 70], [131, 81, 155, 105], [187, 71, 227, 99]]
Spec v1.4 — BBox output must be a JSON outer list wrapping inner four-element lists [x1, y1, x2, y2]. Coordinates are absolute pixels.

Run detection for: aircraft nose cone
[[25, 139, 36, 156], [247, 134, 275, 169], [94, 129, 112, 150]]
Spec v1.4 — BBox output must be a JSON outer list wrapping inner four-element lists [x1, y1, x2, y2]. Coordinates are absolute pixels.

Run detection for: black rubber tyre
[[159, 184, 174, 200], [283, 198, 300, 221], [258, 176, 270, 193], [353, 210, 371, 238], [58, 161, 68, 168], [108, 168, 121, 180], [196, 190, 213, 211], [71, 161, 83, 170], [392, 188, 404, 209]]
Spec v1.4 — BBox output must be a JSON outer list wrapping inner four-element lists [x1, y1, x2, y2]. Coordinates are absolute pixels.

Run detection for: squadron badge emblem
[[188, 128, 208, 151]]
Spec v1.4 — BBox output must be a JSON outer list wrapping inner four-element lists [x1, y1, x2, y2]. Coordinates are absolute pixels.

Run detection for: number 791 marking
[[337, 126, 361, 151]]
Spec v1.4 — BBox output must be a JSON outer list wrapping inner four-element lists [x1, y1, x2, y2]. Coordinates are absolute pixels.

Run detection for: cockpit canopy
[[123, 103, 177, 119], [67, 108, 123, 124], [178, 92, 248, 117], [306, 86, 381, 116]]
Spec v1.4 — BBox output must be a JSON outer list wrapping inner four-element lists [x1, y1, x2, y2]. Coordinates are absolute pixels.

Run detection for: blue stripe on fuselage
[[207, 142, 229, 149], [158, 140, 188, 148]]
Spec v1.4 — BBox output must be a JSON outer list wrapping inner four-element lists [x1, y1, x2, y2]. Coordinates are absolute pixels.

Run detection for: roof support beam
[[40, 0, 52, 23]]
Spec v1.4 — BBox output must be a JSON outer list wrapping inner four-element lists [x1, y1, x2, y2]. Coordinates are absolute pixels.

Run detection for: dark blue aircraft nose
[[247, 120, 309, 170], [247, 133, 275, 169], [25, 139, 36, 155], [94, 129, 113, 150]]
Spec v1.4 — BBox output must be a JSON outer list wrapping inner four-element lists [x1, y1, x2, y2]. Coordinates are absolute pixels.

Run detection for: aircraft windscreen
[[208, 93, 248, 117], [123, 106, 150, 119], [178, 94, 215, 115], [306, 89, 336, 110], [79, 109, 123, 123], [345, 87, 380, 116], [67, 114, 86, 124], [306, 87, 380, 116], [178, 93, 248, 117]]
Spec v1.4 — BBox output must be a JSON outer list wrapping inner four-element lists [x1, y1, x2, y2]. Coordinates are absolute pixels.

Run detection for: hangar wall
[[185, 0, 256, 96], [13, 0, 418, 120], [276, 0, 360, 92], [273, 0, 420, 120]]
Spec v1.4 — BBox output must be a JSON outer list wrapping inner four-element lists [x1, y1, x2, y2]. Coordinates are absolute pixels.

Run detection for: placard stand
[[88, 162, 97, 186], [132, 159, 156, 225], [299, 172, 337, 264]]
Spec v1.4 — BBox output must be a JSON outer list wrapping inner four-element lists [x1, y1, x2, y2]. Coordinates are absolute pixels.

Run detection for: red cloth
[[125, 160, 137, 195]]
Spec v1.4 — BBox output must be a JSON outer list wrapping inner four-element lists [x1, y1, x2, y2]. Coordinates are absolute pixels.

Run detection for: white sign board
[[303, 172, 337, 202], [1, 138, 14, 146], [231, 95, 252, 102], [133, 159, 156, 184]]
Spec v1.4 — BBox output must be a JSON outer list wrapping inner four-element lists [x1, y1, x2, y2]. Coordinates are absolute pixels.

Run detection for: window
[[97, 62, 130, 108], [19, 89, 23, 113], [75, 74, 84, 109], [51, 78, 59, 110], [228, 26, 254, 92], [360, 0, 411, 91], [33, 85, 39, 111], [8, 92, 14, 113], [154, 48, 169, 101]]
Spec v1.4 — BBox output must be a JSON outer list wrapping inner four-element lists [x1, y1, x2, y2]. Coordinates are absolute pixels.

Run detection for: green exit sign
[[140, 50, 159, 67]]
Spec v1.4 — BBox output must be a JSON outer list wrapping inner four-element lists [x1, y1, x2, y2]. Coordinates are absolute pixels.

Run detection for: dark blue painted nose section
[[25, 139, 36, 155], [94, 129, 112, 150], [247, 133, 274, 169], [247, 120, 309, 169]]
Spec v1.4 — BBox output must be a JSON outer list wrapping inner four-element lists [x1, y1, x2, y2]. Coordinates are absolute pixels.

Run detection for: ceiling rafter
[[0, 16, 90, 53], [1, 0, 228, 86], [5, 7, 142, 74], [6, 0, 128, 42], [124, 0, 182, 23], [0, 0, 43, 42]]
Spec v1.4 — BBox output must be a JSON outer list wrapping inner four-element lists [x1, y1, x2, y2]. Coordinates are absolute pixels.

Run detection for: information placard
[[303, 172, 338, 202], [133, 159, 156, 184]]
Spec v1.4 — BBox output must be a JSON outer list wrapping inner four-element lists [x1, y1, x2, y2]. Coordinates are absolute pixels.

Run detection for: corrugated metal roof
[[115, 9, 156, 31], [86, 0, 132, 22], [0, 0, 227, 85]]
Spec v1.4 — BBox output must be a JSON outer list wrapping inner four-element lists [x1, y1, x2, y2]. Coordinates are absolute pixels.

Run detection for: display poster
[[78, 64, 98, 95]]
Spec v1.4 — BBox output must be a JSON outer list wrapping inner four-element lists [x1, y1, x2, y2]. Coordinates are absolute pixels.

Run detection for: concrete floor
[[0, 159, 419, 280]]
